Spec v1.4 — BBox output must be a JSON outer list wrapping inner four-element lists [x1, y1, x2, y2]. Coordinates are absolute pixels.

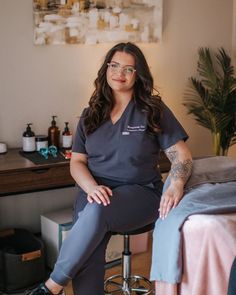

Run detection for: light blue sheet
[[150, 156, 236, 283]]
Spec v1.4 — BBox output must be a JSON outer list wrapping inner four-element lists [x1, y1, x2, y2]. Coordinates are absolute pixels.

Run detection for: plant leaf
[[183, 47, 236, 154]]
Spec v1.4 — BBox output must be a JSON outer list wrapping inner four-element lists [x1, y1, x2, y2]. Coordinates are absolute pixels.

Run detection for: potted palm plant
[[183, 47, 236, 155]]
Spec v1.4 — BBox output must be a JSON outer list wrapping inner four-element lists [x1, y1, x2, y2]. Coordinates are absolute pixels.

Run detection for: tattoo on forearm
[[165, 146, 178, 163], [165, 146, 193, 182], [170, 159, 193, 181]]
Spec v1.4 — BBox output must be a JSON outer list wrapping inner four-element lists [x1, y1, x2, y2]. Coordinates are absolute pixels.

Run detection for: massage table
[[155, 213, 236, 295]]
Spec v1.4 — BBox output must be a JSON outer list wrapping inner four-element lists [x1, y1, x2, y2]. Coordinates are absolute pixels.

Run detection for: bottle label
[[62, 135, 73, 148], [23, 137, 36, 152], [36, 141, 48, 151]]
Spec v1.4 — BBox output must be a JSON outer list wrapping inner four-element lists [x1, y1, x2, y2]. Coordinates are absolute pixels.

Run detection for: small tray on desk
[[19, 150, 68, 165]]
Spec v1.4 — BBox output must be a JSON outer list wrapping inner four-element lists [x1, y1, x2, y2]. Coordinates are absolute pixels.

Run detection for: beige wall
[[0, 0, 235, 157]]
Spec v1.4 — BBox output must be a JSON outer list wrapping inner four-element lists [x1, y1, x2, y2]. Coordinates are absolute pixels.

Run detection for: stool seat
[[104, 223, 155, 295], [115, 223, 155, 236]]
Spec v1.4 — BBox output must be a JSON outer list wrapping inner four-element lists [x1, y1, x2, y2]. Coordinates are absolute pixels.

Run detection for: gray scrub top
[[72, 100, 188, 185]]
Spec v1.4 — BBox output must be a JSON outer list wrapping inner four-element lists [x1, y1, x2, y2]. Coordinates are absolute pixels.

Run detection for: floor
[[65, 233, 153, 295]]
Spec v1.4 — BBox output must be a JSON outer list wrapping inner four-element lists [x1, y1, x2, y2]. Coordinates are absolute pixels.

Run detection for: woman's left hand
[[159, 181, 184, 219]]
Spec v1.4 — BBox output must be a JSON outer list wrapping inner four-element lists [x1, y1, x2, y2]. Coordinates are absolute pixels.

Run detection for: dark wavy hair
[[83, 42, 162, 135]]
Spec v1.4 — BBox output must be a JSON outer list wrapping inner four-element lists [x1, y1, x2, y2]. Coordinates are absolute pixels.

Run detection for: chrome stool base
[[104, 273, 153, 294], [104, 224, 155, 295]]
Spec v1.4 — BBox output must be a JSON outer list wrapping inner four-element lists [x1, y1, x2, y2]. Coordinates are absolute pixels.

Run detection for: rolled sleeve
[[72, 109, 87, 154], [157, 102, 189, 150]]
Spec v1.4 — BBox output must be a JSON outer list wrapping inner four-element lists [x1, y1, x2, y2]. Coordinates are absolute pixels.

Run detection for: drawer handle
[[32, 168, 50, 174]]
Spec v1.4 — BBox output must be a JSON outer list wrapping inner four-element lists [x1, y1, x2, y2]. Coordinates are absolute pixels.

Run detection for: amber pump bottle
[[62, 122, 72, 150], [48, 116, 60, 148]]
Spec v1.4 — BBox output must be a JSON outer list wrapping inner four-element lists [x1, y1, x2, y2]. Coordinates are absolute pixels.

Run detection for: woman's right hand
[[87, 185, 113, 206], [70, 153, 113, 206]]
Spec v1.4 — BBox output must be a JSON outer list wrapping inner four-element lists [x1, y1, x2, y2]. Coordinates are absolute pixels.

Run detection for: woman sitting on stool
[[29, 42, 192, 295]]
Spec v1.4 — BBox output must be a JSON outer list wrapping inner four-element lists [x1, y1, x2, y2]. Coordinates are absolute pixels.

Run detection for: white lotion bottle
[[22, 123, 36, 152]]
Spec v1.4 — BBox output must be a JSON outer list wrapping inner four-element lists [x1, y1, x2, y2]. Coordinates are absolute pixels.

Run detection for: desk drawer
[[0, 165, 75, 195]]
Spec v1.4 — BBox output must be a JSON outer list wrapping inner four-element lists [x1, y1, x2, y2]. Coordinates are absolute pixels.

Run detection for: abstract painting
[[33, 0, 163, 45]]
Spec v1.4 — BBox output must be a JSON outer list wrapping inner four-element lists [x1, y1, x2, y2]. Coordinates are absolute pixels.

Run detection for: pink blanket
[[155, 213, 236, 295]]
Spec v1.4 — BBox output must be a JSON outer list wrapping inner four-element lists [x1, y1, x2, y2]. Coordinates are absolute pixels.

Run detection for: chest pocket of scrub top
[[118, 130, 158, 165]]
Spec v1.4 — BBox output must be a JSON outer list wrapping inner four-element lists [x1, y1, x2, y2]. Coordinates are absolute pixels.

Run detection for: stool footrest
[[104, 274, 153, 294]]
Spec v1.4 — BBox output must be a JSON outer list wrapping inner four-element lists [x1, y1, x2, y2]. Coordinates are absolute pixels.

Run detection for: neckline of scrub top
[[109, 99, 133, 126]]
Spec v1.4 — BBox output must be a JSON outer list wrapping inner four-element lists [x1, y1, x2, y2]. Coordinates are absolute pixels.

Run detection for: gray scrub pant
[[50, 178, 162, 295]]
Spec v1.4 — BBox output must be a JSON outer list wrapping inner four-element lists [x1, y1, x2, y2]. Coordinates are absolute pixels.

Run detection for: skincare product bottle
[[48, 116, 60, 148], [35, 135, 48, 151], [22, 123, 36, 152], [62, 122, 72, 150]]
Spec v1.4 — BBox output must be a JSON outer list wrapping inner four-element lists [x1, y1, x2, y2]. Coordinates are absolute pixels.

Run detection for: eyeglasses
[[107, 62, 136, 77]]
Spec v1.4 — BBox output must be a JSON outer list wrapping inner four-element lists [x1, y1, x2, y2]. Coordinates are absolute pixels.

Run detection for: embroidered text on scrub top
[[127, 125, 146, 132], [122, 125, 146, 135]]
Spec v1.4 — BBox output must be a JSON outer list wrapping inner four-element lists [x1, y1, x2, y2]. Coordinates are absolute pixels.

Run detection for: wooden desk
[[0, 149, 75, 196], [0, 149, 170, 197]]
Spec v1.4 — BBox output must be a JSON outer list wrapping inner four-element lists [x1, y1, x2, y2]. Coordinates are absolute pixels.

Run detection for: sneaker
[[28, 283, 64, 295]]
